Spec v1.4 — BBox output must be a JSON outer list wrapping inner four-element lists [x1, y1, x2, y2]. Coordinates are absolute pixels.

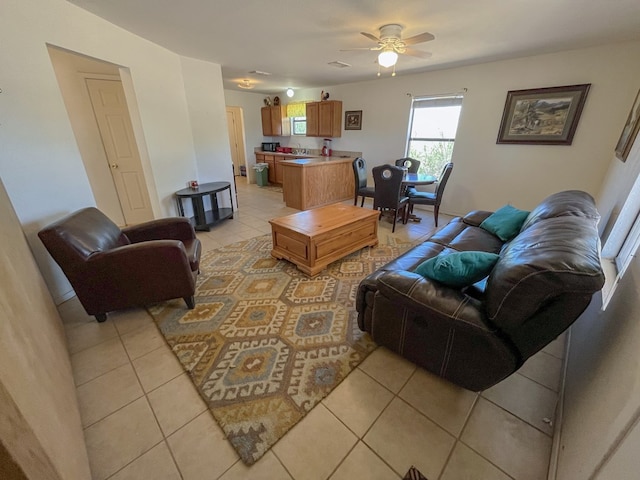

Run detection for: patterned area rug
[[148, 234, 409, 465], [258, 184, 283, 193]]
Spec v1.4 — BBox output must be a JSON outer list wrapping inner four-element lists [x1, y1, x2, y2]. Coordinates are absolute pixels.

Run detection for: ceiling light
[[237, 79, 254, 89], [286, 88, 294, 98], [249, 70, 271, 76], [378, 49, 398, 68]]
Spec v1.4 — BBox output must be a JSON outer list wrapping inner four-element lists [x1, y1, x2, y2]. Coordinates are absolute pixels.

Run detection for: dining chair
[[408, 162, 454, 227], [352, 157, 375, 207], [395, 157, 421, 195], [372, 164, 410, 233]]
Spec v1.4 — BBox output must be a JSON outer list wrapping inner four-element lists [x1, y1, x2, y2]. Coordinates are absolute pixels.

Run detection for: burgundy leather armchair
[[39, 207, 202, 322]]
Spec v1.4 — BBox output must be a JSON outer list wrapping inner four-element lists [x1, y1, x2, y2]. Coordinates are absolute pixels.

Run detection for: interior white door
[[86, 78, 154, 225], [226, 106, 246, 176]]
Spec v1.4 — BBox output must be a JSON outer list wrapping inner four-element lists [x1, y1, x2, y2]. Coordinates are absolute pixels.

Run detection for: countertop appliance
[[262, 142, 280, 152]]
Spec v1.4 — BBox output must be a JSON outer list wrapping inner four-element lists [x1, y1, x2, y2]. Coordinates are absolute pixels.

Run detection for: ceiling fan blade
[[339, 47, 380, 52], [403, 47, 432, 59], [402, 31, 435, 45], [360, 31, 381, 43]]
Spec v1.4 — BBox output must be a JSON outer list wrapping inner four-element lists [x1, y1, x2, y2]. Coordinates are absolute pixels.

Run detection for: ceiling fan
[[341, 24, 434, 74]]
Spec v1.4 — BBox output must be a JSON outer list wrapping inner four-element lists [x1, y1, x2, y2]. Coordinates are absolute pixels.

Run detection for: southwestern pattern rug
[[148, 233, 409, 465]]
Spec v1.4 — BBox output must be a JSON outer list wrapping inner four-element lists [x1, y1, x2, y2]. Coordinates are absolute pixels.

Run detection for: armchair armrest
[[376, 271, 494, 334], [462, 210, 493, 227], [123, 217, 196, 243]]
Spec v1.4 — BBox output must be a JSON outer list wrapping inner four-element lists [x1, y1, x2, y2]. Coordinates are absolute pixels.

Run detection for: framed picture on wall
[[496, 84, 591, 145], [345, 110, 362, 130], [614, 89, 640, 162]]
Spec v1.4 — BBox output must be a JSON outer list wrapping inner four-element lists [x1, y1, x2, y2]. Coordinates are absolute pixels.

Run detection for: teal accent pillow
[[414, 251, 500, 288], [479, 204, 530, 241]]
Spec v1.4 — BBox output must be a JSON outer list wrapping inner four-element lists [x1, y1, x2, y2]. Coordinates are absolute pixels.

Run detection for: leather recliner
[[356, 190, 605, 391], [39, 207, 202, 322]]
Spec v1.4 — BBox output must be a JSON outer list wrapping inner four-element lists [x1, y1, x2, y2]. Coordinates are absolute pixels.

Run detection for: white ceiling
[[67, 0, 640, 95]]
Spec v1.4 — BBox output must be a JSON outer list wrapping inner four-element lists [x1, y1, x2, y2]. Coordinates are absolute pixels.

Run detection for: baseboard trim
[[548, 329, 571, 480]]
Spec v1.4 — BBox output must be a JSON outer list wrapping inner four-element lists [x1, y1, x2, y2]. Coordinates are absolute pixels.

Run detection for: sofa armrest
[[122, 217, 196, 243], [376, 271, 492, 333], [462, 210, 493, 227]]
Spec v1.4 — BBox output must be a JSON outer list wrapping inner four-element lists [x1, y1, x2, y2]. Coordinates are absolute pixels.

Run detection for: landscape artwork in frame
[[497, 84, 591, 145], [614, 89, 640, 162], [345, 110, 362, 130]]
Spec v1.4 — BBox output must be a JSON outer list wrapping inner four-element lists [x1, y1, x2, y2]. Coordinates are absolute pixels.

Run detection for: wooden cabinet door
[[261, 107, 273, 136], [269, 107, 282, 136], [306, 102, 319, 136], [318, 102, 334, 137], [275, 156, 284, 184], [265, 155, 275, 183]]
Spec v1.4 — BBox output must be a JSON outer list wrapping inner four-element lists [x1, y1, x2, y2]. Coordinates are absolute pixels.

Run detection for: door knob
[[110, 164, 119, 169]]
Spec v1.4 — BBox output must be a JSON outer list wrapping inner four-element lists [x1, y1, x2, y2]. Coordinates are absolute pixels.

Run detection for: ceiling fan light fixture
[[237, 79, 254, 89], [378, 49, 398, 68], [286, 88, 294, 98]]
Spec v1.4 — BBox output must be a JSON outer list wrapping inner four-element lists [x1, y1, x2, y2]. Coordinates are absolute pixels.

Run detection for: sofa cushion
[[415, 251, 500, 288], [480, 204, 530, 241], [520, 190, 600, 231]]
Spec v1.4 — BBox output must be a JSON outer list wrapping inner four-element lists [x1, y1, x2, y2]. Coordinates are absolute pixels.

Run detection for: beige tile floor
[[59, 179, 564, 480]]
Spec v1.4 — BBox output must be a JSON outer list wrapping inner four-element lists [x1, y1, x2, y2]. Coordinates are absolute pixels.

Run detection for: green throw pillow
[[479, 204, 530, 241], [414, 251, 500, 288]]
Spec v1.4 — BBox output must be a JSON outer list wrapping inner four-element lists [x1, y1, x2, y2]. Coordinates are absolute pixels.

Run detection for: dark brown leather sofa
[[356, 190, 605, 391], [39, 207, 202, 322]]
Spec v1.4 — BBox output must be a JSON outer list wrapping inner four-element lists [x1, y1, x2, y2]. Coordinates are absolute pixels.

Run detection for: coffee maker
[[321, 138, 332, 157]]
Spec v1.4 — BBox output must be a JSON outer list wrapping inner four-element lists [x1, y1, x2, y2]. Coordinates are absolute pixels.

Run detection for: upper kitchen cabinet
[[261, 106, 290, 136], [306, 100, 342, 137]]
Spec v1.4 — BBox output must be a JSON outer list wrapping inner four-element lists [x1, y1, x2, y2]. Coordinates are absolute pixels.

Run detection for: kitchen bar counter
[[280, 156, 355, 210]]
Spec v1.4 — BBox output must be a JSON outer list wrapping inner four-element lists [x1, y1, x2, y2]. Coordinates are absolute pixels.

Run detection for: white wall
[[0, 0, 230, 302], [232, 41, 640, 217]]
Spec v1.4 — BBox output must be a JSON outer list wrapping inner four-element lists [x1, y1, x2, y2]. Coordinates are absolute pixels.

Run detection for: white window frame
[[405, 93, 463, 175]]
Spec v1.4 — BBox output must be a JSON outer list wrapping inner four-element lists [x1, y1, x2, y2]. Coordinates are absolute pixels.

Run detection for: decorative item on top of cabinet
[[261, 105, 291, 136], [306, 100, 342, 137]]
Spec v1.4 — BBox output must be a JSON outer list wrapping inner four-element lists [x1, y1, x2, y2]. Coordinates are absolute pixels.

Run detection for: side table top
[[175, 181, 231, 197]]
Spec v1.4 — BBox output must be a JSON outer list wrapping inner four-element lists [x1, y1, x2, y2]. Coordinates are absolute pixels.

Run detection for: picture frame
[[614, 89, 640, 162], [496, 84, 590, 145], [345, 110, 362, 130]]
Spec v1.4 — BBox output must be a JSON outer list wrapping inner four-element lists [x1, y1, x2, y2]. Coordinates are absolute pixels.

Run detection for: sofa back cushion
[[484, 215, 604, 355], [520, 190, 600, 232]]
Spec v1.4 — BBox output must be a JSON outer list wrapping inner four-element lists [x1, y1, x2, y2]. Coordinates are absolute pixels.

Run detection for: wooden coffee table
[[269, 203, 379, 276]]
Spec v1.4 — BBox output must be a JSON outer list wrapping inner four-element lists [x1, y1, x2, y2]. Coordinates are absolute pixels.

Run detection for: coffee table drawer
[[316, 220, 377, 259]]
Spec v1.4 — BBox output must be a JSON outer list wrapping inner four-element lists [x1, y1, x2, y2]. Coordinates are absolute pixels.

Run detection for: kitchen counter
[[280, 156, 356, 210]]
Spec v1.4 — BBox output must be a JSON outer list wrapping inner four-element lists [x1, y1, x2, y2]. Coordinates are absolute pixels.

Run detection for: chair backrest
[[395, 157, 420, 174], [38, 207, 129, 272], [434, 162, 454, 205], [372, 164, 406, 210], [352, 157, 369, 189]]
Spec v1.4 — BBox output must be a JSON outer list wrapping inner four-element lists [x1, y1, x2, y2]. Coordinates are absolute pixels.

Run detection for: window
[[406, 94, 463, 175], [291, 117, 306, 135]]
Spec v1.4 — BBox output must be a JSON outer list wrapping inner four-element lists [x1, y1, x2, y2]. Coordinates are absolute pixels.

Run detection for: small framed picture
[[496, 84, 590, 145], [615, 89, 640, 162], [345, 110, 362, 130]]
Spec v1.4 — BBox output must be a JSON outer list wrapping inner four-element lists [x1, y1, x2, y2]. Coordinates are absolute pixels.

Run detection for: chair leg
[[434, 205, 440, 227], [392, 209, 398, 233], [184, 296, 195, 309], [354, 195, 358, 206], [361, 196, 366, 207], [95, 313, 107, 323]]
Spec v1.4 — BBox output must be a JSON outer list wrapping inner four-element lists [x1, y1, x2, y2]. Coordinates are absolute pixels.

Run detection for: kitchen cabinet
[[305, 100, 342, 138], [261, 106, 290, 136]]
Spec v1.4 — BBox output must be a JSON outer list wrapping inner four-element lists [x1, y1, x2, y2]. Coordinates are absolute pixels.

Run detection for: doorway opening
[[47, 45, 156, 226]]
